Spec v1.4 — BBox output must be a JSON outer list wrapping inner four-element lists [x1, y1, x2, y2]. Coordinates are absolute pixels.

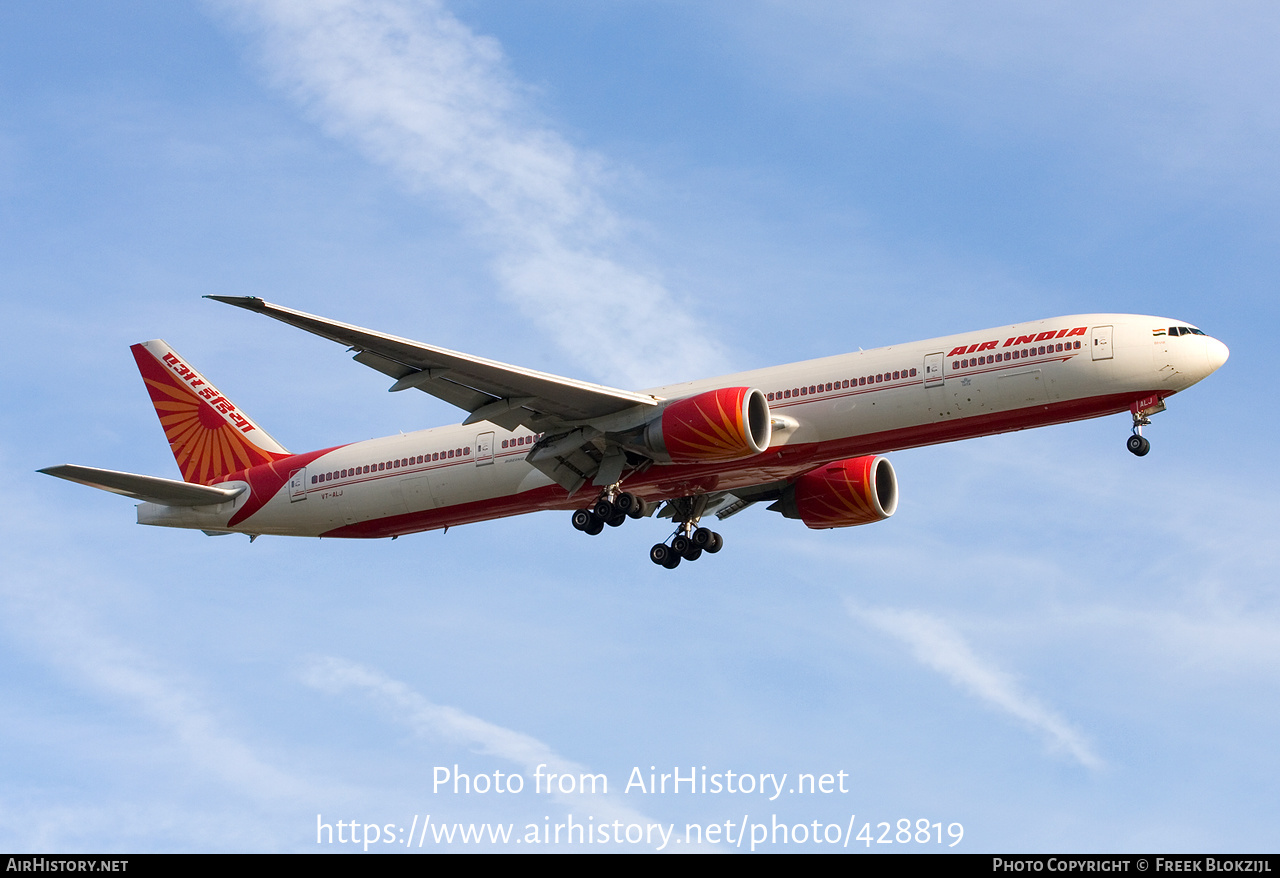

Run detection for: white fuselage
[[138, 314, 1228, 538]]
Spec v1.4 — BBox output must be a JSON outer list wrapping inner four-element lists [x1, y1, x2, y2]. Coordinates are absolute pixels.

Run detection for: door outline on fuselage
[[288, 467, 306, 502], [475, 431, 495, 466], [924, 352, 944, 388], [1092, 325, 1114, 360]]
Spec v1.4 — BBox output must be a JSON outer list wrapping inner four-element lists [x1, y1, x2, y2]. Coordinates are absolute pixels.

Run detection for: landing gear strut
[[648, 497, 724, 570], [1127, 413, 1152, 457], [1126, 395, 1165, 457]]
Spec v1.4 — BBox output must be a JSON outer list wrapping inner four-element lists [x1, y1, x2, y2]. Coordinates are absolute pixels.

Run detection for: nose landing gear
[[1126, 394, 1164, 457], [1126, 432, 1151, 457]]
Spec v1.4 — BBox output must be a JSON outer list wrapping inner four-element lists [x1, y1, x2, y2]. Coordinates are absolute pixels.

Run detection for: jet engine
[[771, 455, 898, 529], [643, 387, 771, 463]]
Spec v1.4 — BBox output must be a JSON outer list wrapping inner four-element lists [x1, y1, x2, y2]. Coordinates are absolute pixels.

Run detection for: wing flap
[[39, 465, 246, 507], [351, 351, 495, 413]]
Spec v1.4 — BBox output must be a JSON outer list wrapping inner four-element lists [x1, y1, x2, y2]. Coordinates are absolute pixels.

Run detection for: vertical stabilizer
[[131, 340, 289, 484]]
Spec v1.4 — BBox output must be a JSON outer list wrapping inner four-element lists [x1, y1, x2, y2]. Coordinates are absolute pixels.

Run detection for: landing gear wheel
[[607, 513, 627, 527], [583, 516, 604, 536], [662, 551, 682, 569], [626, 496, 647, 520], [706, 532, 724, 553], [593, 498, 616, 520], [682, 546, 703, 562], [692, 527, 713, 549], [571, 509, 594, 531], [650, 543, 672, 566], [1126, 434, 1151, 457], [671, 535, 692, 557], [613, 492, 635, 516]]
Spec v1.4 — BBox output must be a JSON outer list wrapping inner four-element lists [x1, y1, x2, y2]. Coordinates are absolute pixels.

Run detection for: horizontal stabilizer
[[39, 465, 246, 507]]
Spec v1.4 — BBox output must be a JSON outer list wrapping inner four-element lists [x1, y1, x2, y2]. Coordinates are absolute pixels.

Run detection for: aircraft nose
[[1205, 337, 1229, 374]]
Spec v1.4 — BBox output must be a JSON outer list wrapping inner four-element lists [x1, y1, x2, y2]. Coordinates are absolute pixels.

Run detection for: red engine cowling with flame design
[[644, 387, 772, 463], [772, 455, 898, 529]]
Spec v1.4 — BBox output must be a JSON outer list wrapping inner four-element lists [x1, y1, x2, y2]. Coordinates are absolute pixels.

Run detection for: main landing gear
[[569, 490, 725, 569], [649, 525, 724, 570], [646, 494, 723, 570], [570, 491, 646, 537]]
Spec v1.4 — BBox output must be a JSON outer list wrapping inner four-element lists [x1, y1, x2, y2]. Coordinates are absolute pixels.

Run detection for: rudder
[[131, 340, 289, 485]]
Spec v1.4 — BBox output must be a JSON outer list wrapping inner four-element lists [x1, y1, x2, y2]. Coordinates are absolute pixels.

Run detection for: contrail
[[218, 0, 730, 387]]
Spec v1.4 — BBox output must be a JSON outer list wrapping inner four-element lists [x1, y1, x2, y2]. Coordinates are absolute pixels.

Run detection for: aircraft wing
[[39, 465, 246, 507], [207, 297, 658, 430]]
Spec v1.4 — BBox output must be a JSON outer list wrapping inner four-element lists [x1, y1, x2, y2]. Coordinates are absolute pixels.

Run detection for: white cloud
[[848, 602, 1103, 769], [217, 0, 729, 387]]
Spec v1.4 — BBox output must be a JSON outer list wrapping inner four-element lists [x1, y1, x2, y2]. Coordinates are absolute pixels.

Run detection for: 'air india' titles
[[946, 326, 1087, 358]]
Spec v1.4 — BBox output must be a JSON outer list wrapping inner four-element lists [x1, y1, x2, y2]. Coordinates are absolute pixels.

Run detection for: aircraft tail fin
[[131, 340, 289, 485]]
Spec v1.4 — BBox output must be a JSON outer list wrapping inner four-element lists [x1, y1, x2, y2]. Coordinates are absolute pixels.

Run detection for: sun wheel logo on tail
[[771, 456, 899, 529], [131, 341, 290, 485], [644, 387, 772, 463]]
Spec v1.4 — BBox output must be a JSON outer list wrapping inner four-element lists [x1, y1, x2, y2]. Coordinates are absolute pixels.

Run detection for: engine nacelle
[[773, 455, 898, 529], [644, 387, 772, 463]]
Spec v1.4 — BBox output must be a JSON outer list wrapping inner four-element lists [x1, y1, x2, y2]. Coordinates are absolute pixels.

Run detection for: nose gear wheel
[[1128, 409, 1153, 457]]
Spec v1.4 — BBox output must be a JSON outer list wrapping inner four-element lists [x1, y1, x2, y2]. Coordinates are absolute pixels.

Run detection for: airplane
[[40, 298, 1229, 568]]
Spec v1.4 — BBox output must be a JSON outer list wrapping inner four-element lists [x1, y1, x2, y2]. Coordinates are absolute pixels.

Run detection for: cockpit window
[[1167, 326, 1207, 337]]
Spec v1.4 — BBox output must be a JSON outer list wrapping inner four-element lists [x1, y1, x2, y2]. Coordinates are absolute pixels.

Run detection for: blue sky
[[2, 1, 1276, 852]]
